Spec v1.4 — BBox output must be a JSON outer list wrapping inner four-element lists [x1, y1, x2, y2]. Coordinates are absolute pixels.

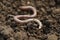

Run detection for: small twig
[[14, 6, 42, 29]]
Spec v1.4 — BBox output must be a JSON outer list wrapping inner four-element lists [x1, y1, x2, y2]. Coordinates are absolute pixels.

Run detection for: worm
[[14, 6, 42, 29]]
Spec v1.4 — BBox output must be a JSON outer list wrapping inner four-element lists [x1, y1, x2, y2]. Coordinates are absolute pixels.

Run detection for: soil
[[0, 0, 60, 40]]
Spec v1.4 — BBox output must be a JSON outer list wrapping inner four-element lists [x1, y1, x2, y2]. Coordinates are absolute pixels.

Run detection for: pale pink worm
[[14, 6, 42, 29]]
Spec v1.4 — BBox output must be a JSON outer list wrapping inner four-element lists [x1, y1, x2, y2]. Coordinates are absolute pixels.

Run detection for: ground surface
[[0, 0, 60, 40]]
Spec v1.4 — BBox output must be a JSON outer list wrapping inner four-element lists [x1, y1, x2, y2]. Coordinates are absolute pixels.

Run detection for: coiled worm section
[[14, 6, 42, 29]]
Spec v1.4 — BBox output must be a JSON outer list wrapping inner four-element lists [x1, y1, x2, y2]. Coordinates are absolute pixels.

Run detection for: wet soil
[[0, 0, 60, 40]]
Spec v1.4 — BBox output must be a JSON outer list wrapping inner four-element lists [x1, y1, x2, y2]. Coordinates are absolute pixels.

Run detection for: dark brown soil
[[0, 0, 60, 40]]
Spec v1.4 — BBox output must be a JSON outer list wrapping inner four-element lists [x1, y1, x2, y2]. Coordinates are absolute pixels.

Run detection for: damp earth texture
[[0, 0, 60, 40]]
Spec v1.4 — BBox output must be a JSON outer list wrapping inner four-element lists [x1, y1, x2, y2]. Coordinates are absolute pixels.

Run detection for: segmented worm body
[[14, 6, 42, 29]]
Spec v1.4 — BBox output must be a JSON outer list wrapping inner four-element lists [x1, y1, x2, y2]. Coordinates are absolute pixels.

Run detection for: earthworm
[[14, 6, 42, 29]]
